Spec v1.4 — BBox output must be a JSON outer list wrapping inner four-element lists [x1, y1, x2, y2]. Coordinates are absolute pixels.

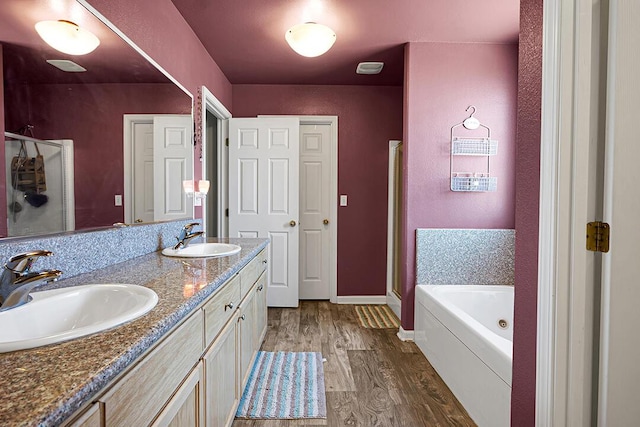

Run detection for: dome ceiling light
[[285, 22, 336, 58], [35, 20, 100, 56]]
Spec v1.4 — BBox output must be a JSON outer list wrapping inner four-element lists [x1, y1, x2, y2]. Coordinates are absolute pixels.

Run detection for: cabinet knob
[[289, 220, 297, 227], [239, 314, 246, 321], [323, 219, 329, 225], [257, 284, 264, 292], [224, 302, 234, 311]]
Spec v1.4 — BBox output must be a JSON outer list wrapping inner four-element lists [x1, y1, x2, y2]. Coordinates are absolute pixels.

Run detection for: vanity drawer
[[240, 249, 267, 297], [203, 274, 241, 346], [100, 311, 203, 427]]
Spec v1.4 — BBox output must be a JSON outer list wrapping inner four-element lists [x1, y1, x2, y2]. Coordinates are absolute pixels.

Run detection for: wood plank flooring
[[233, 302, 476, 427]]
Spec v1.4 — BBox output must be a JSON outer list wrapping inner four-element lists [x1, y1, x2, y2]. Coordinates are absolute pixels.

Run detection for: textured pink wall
[[233, 85, 403, 296], [88, 0, 231, 109], [402, 42, 518, 328], [4, 83, 191, 230], [512, 0, 543, 424], [0, 45, 6, 236], [88, 0, 235, 203]]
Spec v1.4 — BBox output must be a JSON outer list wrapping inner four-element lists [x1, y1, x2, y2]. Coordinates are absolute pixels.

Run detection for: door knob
[[289, 220, 297, 227], [323, 219, 329, 225]]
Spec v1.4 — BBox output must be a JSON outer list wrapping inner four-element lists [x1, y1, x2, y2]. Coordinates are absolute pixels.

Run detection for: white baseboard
[[336, 295, 387, 304], [397, 327, 414, 342]]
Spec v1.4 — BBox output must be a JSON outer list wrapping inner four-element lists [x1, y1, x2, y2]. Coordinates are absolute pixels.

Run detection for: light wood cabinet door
[[238, 287, 257, 391], [203, 313, 238, 427], [254, 272, 267, 349], [152, 362, 204, 427]]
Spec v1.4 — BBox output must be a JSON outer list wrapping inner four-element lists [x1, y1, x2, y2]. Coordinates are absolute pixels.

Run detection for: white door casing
[[200, 86, 231, 238], [386, 140, 402, 320], [229, 117, 300, 307], [299, 124, 332, 300], [153, 115, 194, 221], [598, 1, 640, 424], [537, 0, 638, 424]]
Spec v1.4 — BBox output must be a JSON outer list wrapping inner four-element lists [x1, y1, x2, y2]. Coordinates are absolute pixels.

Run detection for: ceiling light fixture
[[285, 22, 336, 57], [35, 20, 100, 55]]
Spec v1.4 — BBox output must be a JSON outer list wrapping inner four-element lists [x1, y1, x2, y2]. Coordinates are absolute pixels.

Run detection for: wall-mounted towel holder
[[450, 106, 498, 192]]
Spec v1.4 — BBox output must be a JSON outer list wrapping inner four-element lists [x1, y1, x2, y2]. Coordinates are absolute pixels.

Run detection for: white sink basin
[[162, 243, 241, 258], [0, 284, 158, 353]]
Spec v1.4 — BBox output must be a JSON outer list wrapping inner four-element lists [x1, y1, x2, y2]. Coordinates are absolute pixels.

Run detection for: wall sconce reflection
[[183, 180, 210, 206]]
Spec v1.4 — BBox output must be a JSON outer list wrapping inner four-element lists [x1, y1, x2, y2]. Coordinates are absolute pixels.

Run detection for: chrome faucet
[[0, 250, 63, 312], [173, 222, 204, 250]]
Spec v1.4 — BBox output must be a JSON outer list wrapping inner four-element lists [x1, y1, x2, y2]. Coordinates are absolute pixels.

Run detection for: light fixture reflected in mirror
[[285, 22, 336, 57], [183, 180, 210, 206], [35, 20, 100, 55]]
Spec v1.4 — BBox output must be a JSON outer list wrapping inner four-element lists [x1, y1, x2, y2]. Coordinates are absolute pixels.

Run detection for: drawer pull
[[224, 302, 234, 311]]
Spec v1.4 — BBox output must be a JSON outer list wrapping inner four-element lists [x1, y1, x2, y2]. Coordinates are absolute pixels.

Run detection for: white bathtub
[[414, 284, 513, 427]]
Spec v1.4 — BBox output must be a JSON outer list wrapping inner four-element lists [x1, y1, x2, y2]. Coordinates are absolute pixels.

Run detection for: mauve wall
[[0, 45, 6, 236], [402, 42, 518, 329], [88, 0, 234, 197], [512, 0, 543, 424], [233, 85, 403, 296], [4, 83, 190, 229], [88, 0, 231, 110]]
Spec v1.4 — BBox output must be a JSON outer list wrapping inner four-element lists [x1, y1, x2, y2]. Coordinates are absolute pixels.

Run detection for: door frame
[[259, 115, 338, 303], [537, 0, 602, 424], [200, 86, 231, 237], [386, 140, 402, 320], [123, 114, 154, 224]]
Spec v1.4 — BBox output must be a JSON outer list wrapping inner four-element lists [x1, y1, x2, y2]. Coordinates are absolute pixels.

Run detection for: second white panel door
[[299, 124, 332, 299]]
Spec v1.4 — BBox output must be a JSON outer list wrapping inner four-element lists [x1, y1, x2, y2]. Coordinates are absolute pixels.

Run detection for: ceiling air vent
[[46, 59, 87, 72], [356, 62, 384, 75]]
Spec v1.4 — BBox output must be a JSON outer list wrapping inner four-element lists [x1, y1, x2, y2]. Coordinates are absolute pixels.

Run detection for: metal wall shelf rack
[[450, 106, 498, 192]]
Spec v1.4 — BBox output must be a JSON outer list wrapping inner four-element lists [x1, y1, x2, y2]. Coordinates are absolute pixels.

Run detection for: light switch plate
[[340, 195, 348, 206], [114, 195, 122, 206]]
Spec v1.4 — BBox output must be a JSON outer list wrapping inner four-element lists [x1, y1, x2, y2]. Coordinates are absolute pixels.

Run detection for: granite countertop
[[0, 237, 269, 426]]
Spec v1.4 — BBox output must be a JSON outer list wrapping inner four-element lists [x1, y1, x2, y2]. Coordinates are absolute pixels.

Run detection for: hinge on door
[[225, 137, 229, 147], [225, 208, 229, 217], [586, 221, 610, 253]]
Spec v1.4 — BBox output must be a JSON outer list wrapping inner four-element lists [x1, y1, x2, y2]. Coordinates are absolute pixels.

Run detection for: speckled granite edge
[[0, 220, 201, 278], [416, 228, 515, 285], [30, 239, 269, 427]]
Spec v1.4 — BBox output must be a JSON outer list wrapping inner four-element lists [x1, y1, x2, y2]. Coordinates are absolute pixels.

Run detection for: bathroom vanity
[[0, 237, 269, 427]]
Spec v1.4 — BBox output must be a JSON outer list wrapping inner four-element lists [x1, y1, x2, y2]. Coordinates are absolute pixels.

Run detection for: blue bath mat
[[235, 351, 327, 419]]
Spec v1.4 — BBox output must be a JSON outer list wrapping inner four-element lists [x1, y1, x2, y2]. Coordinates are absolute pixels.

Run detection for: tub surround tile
[[0, 237, 269, 427], [416, 228, 515, 286]]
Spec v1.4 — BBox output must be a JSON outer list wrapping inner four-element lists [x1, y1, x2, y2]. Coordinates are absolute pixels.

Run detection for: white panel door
[[132, 121, 155, 223], [299, 124, 331, 299], [598, 1, 640, 424], [229, 118, 299, 307], [153, 115, 193, 222]]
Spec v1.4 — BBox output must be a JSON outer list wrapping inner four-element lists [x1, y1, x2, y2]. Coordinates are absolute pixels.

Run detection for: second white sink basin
[[162, 243, 241, 258], [0, 284, 158, 353]]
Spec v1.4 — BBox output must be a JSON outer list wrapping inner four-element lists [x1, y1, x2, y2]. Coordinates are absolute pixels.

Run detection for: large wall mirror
[[0, 0, 194, 239]]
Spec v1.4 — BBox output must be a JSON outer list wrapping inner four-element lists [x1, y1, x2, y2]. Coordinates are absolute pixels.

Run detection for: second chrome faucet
[[173, 222, 204, 250]]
